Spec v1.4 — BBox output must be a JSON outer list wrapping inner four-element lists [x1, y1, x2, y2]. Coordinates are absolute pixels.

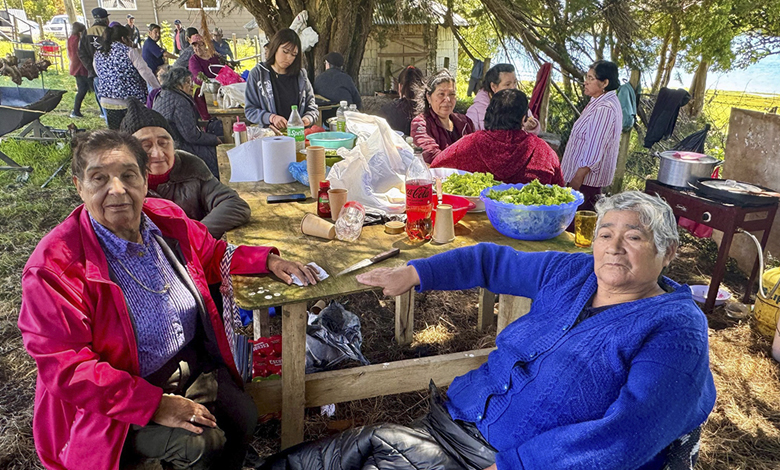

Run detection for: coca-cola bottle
[[405, 145, 433, 241]]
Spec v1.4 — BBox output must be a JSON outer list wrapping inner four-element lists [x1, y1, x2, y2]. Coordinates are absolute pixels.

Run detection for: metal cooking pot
[[657, 151, 721, 187]]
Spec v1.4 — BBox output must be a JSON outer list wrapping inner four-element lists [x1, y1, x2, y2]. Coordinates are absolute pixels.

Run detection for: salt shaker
[[334, 201, 366, 242]]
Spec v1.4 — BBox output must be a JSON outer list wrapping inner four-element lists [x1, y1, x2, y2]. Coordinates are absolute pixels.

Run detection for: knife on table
[[336, 247, 401, 276]]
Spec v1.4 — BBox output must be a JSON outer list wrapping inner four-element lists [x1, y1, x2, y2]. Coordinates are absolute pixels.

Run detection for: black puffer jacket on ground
[[153, 88, 221, 178], [149, 150, 250, 239], [259, 384, 495, 470]]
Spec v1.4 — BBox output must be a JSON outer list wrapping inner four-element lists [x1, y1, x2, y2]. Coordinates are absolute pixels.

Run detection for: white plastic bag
[[289, 11, 319, 52], [326, 112, 414, 214], [218, 82, 247, 108]]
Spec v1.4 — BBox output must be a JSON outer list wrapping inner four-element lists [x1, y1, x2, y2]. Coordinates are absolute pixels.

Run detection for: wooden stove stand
[[644, 180, 778, 313]]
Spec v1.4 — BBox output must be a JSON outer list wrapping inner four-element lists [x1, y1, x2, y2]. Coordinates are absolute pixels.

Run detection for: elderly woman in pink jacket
[[18, 129, 319, 470]]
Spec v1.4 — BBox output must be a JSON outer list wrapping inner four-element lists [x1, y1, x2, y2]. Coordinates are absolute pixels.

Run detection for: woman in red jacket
[[410, 69, 475, 163], [18, 130, 318, 470], [67, 22, 92, 118], [431, 89, 563, 186]]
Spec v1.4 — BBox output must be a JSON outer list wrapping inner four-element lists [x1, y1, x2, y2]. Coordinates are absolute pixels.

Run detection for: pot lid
[[659, 150, 719, 164]]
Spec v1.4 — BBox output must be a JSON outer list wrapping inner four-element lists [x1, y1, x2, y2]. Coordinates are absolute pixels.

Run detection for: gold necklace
[[114, 246, 171, 295]]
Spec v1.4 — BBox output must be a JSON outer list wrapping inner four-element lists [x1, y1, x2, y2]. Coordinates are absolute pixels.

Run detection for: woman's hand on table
[[152, 394, 217, 434], [302, 116, 312, 127], [267, 253, 319, 286], [356, 265, 419, 296], [270, 114, 287, 129]]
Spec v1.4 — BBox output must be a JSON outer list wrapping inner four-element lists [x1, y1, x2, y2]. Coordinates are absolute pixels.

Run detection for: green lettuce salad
[[441, 172, 499, 197], [486, 180, 575, 206]]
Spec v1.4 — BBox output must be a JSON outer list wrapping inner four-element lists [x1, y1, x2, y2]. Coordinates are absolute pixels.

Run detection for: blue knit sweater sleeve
[[496, 311, 715, 470], [408, 243, 564, 298]]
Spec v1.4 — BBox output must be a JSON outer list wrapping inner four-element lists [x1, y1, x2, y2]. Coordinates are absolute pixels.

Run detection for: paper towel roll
[[262, 136, 296, 184]]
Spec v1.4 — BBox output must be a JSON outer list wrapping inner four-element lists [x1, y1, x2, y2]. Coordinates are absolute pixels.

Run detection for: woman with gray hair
[[153, 66, 222, 178], [258, 191, 716, 470]]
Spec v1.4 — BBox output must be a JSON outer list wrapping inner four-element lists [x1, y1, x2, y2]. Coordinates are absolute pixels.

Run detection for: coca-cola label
[[406, 183, 432, 206]]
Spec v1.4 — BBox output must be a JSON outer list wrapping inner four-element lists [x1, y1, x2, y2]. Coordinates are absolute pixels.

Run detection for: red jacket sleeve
[[430, 134, 471, 169], [182, 212, 278, 285], [18, 267, 163, 426], [411, 114, 442, 164]]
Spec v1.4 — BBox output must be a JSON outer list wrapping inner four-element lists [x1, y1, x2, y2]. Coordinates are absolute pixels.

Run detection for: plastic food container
[[432, 194, 476, 225], [689, 285, 731, 306], [306, 132, 357, 150], [479, 183, 584, 241]]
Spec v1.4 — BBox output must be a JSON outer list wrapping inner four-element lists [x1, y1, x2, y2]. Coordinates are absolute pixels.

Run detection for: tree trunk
[[652, 28, 671, 93], [235, 0, 374, 82], [687, 58, 709, 118], [659, 20, 679, 89], [63, 0, 78, 24]]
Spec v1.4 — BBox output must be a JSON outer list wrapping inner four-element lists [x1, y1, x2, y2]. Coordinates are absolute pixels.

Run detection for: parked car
[[43, 15, 84, 39]]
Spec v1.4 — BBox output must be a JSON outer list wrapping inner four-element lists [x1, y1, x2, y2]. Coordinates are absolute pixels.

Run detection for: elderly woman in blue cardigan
[[258, 191, 716, 470]]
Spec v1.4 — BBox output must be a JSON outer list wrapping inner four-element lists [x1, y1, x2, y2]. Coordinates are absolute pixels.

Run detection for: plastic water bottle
[[287, 105, 305, 153], [334, 201, 366, 242], [349, 104, 357, 112], [405, 145, 433, 241], [336, 101, 348, 132]]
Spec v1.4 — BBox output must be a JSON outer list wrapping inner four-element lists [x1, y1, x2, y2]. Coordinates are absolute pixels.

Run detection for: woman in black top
[[379, 66, 424, 135]]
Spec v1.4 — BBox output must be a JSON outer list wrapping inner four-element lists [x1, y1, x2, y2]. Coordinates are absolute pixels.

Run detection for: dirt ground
[[1, 216, 779, 469]]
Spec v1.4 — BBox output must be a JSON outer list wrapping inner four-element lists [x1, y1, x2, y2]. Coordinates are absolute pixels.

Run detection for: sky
[[503, 43, 780, 96]]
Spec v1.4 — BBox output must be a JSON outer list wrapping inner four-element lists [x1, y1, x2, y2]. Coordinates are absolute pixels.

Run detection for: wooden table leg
[[395, 290, 415, 346], [497, 295, 532, 334], [281, 302, 307, 449], [221, 116, 234, 144], [477, 288, 496, 332], [708, 227, 736, 312], [253, 308, 270, 339]]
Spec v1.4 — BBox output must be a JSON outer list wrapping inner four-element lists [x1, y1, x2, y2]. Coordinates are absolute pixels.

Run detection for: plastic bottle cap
[[233, 122, 247, 132], [319, 180, 330, 188], [340, 100, 348, 107]]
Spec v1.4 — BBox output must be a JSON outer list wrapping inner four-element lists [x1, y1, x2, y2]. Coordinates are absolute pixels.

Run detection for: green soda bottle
[[287, 105, 305, 153]]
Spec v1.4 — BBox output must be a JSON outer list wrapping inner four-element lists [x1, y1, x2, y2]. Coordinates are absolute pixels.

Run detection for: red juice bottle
[[405, 146, 433, 241]]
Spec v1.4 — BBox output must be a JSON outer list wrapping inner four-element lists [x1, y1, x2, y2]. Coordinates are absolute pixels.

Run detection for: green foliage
[[6, 0, 65, 25], [159, 20, 175, 53]]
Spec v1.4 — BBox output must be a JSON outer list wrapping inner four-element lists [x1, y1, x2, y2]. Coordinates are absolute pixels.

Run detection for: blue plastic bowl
[[306, 131, 357, 150], [479, 183, 584, 241]]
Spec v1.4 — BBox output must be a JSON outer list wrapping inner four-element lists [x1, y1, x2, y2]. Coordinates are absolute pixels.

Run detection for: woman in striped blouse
[[560, 60, 622, 210]]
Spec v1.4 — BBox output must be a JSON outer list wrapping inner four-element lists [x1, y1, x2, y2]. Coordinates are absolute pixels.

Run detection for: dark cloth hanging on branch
[[528, 63, 552, 119], [643, 87, 691, 148], [466, 59, 484, 97]]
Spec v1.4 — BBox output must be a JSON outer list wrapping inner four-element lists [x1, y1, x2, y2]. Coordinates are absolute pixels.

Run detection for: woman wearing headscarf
[[188, 33, 225, 120]]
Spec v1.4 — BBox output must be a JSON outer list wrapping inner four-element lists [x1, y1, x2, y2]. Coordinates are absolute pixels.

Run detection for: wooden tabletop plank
[[218, 145, 586, 310]]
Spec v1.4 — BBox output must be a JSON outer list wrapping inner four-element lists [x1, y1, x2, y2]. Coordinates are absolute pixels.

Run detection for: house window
[[99, 0, 137, 9], [185, 0, 219, 10]]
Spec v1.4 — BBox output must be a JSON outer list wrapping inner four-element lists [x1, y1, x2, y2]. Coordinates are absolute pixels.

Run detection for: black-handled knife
[[336, 247, 401, 276]]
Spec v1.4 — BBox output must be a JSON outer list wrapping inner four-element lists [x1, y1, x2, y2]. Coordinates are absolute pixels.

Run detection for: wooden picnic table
[[208, 98, 341, 144], [217, 144, 586, 449]]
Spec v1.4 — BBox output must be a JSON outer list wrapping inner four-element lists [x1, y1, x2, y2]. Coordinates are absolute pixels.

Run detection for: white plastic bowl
[[689, 285, 732, 306]]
